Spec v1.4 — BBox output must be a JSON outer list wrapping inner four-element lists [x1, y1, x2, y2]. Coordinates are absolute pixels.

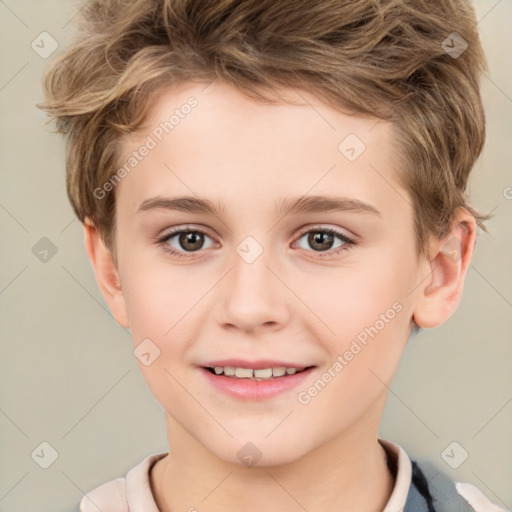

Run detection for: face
[[111, 80, 425, 466]]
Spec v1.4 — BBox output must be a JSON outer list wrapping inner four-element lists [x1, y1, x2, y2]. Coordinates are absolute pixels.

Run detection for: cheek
[[295, 304, 409, 433], [120, 254, 196, 338], [300, 260, 410, 336], [120, 260, 201, 368], [300, 252, 413, 387], [123, 276, 194, 409]]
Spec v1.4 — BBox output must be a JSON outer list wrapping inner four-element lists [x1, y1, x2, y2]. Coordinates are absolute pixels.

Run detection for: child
[[39, 0, 508, 510]]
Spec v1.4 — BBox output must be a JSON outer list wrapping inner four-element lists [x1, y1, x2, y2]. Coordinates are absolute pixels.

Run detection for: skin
[[84, 80, 476, 512]]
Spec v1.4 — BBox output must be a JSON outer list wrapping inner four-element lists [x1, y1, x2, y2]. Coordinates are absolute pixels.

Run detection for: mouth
[[199, 364, 317, 400], [202, 365, 315, 381]]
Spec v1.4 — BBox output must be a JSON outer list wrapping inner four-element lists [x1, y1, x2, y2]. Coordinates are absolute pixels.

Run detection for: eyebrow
[[137, 195, 381, 217]]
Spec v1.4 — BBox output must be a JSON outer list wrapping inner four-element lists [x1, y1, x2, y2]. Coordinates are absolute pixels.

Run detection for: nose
[[216, 245, 291, 333]]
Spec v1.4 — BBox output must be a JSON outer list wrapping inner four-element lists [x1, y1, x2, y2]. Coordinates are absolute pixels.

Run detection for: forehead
[[116, 80, 408, 221], [134, 80, 393, 152]]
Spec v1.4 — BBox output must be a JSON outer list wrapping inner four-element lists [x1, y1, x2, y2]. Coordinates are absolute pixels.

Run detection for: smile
[[200, 366, 317, 400], [204, 366, 309, 380]]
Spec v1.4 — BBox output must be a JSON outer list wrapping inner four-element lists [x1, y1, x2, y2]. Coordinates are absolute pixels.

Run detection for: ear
[[412, 208, 477, 329], [83, 218, 129, 328]]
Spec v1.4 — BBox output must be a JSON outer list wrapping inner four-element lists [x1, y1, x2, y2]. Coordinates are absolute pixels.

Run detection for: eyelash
[[157, 225, 356, 259]]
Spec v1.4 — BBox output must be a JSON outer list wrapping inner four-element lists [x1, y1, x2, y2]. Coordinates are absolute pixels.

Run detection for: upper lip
[[200, 359, 315, 371]]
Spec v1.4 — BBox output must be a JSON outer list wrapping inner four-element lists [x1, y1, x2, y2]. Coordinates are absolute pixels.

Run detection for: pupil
[[309, 231, 333, 251], [180, 232, 203, 251]]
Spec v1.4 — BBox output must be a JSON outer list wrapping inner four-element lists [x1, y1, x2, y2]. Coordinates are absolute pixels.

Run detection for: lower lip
[[200, 367, 315, 401]]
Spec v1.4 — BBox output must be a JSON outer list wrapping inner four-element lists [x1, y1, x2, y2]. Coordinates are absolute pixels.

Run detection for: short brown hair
[[39, 0, 490, 259]]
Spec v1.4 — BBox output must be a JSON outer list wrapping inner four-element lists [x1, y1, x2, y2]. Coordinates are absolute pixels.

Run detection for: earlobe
[[412, 209, 476, 329], [83, 218, 129, 328]]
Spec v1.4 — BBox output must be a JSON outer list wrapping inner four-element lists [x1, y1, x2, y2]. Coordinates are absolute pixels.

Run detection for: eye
[[158, 226, 216, 258], [294, 226, 355, 257], [157, 225, 356, 259]]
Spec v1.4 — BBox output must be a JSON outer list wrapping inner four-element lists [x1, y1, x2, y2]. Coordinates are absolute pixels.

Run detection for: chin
[[206, 434, 313, 468]]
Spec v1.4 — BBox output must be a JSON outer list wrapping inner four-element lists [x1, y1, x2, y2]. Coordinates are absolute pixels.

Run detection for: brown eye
[[161, 228, 215, 255], [307, 231, 335, 252], [295, 227, 355, 256], [177, 231, 205, 252]]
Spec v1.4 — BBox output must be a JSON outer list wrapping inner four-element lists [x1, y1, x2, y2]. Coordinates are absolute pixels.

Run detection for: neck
[[151, 411, 395, 512]]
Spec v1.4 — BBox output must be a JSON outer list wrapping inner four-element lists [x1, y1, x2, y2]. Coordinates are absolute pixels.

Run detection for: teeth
[[254, 368, 272, 378], [209, 365, 304, 380], [272, 367, 286, 377], [235, 367, 253, 378]]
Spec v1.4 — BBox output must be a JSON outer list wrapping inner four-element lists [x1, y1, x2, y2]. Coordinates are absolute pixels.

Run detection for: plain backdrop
[[0, 1, 511, 511]]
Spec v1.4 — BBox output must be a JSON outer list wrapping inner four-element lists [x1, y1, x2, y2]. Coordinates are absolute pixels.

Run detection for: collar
[[379, 438, 413, 512], [120, 438, 412, 511]]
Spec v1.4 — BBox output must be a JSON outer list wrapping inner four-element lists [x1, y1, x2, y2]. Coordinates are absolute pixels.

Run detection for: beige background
[[0, 1, 511, 511]]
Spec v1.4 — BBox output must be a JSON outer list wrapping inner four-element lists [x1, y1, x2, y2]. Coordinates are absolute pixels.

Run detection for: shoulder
[[412, 459, 510, 512], [455, 482, 510, 512], [379, 439, 509, 512], [79, 476, 127, 512], [77, 452, 167, 512]]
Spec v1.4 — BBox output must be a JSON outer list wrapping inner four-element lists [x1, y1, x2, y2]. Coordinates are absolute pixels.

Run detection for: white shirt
[[78, 439, 508, 512]]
